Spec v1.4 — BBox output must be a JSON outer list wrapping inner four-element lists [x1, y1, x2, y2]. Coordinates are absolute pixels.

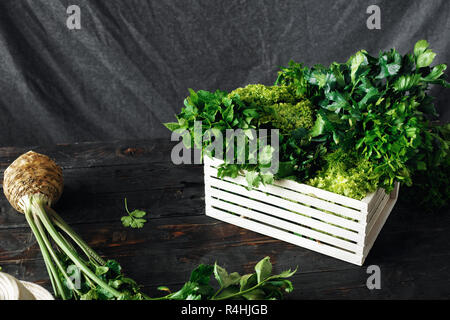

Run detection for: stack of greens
[[165, 40, 449, 208]]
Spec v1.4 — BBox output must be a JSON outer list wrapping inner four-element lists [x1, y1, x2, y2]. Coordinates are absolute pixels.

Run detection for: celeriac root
[[3, 151, 63, 213], [2, 151, 133, 300]]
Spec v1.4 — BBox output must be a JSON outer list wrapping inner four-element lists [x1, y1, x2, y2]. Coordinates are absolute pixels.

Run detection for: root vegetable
[[2, 151, 146, 300], [3, 151, 63, 213]]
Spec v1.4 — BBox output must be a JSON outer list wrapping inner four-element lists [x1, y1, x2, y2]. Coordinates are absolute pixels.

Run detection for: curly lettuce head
[[307, 150, 380, 200], [229, 84, 315, 133]]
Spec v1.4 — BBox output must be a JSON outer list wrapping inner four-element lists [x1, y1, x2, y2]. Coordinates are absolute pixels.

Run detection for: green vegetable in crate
[[307, 149, 381, 200], [229, 84, 316, 132], [165, 39, 449, 208], [276, 40, 450, 198]]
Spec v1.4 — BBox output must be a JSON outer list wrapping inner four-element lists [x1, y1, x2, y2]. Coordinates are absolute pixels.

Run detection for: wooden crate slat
[[363, 197, 399, 259], [204, 157, 368, 212], [208, 185, 362, 242], [204, 156, 368, 211], [206, 176, 364, 232], [366, 188, 384, 214], [209, 198, 363, 253], [205, 166, 364, 222], [273, 179, 369, 212], [206, 207, 364, 265], [366, 193, 390, 233]]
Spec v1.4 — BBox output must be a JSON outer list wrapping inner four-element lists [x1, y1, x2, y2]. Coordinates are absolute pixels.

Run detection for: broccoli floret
[[306, 150, 380, 200]]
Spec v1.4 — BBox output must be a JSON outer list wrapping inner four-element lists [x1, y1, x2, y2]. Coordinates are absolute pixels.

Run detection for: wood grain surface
[[0, 139, 449, 299]]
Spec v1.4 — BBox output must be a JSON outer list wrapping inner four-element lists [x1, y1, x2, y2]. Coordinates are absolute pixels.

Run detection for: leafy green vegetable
[[156, 256, 297, 300], [400, 123, 450, 211], [165, 40, 449, 207], [121, 198, 147, 228], [277, 40, 449, 197], [307, 149, 380, 200]]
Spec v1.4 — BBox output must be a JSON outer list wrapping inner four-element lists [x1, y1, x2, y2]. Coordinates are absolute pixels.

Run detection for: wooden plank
[[1, 213, 449, 299], [1, 163, 205, 228], [0, 141, 449, 299], [0, 139, 175, 171]]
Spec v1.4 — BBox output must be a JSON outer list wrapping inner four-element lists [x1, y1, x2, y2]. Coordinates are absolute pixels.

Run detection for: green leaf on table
[[95, 266, 109, 276], [240, 273, 257, 291], [121, 198, 148, 229], [169, 282, 199, 300], [255, 257, 272, 283], [422, 64, 447, 82], [270, 267, 298, 279], [242, 288, 267, 300], [190, 264, 214, 285], [106, 260, 122, 275], [130, 218, 146, 229], [214, 286, 241, 299], [214, 263, 241, 288], [96, 285, 115, 300], [157, 286, 171, 293]]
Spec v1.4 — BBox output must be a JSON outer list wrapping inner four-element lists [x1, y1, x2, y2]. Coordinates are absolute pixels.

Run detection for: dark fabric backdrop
[[0, 0, 448, 147]]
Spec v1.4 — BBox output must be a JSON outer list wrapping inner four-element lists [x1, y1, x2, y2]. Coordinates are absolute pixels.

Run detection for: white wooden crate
[[203, 156, 399, 266]]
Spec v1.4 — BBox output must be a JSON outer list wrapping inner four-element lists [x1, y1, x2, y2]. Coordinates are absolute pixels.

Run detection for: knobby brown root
[[3, 151, 63, 213]]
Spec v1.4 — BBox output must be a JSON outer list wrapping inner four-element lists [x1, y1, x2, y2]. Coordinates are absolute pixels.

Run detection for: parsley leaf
[[121, 198, 147, 228]]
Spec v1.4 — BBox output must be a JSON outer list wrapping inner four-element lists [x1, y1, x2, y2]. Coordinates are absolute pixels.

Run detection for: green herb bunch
[[276, 40, 449, 196], [156, 257, 296, 300], [166, 40, 449, 206], [72, 256, 296, 300]]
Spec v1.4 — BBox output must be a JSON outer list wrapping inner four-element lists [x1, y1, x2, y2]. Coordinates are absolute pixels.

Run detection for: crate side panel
[[205, 166, 365, 222], [206, 206, 364, 266], [205, 175, 364, 232], [207, 186, 363, 242], [209, 197, 363, 253], [205, 156, 368, 211]]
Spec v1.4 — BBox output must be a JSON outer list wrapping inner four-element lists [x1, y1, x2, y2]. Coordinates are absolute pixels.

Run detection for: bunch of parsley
[[165, 40, 449, 206], [155, 257, 296, 300], [277, 40, 449, 198]]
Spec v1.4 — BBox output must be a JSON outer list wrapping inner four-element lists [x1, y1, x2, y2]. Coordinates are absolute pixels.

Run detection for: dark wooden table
[[0, 139, 449, 299]]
